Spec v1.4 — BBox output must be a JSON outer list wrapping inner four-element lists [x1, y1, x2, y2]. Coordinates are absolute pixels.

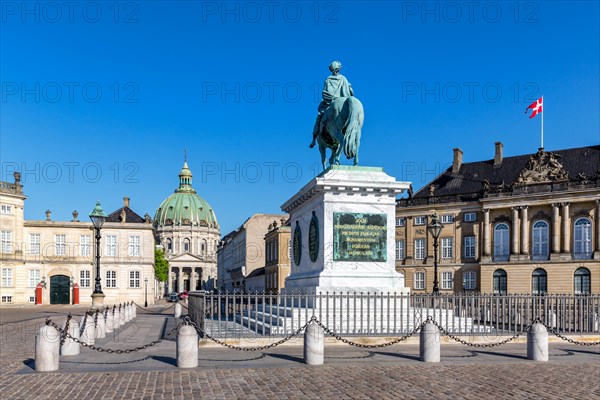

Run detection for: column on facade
[[596, 200, 600, 251], [405, 217, 413, 261], [190, 268, 196, 291], [178, 268, 183, 292], [167, 268, 173, 293], [552, 203, 561, 253], [483, 209, 491, 256], [521, 206, 529, 255], [511, 207, 520, 255], [562, 202, 571, 253]]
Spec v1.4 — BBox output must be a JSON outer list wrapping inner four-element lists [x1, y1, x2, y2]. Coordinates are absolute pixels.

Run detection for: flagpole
[[541, 95, 544, 149]]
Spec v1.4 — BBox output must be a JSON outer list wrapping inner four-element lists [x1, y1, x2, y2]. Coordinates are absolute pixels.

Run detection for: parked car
[[178, 290, 189, 300], [168, 293, 179, 302]]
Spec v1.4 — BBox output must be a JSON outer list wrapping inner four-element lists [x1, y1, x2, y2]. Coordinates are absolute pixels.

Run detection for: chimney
[[452, 148, 463, 174], [494, 142, 503, 168], [123, 197, 130, 208]]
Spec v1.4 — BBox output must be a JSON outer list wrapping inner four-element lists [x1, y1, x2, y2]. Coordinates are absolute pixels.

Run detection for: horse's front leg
[[332, 141, 342, 165], [319, 142, 327, 171]]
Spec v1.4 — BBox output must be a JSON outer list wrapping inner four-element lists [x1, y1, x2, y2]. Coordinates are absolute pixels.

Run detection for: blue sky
[[1, 1, 599, 235]]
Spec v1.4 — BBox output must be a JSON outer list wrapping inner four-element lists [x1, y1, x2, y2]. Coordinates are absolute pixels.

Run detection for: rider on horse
[[309, 61, 354, 148]]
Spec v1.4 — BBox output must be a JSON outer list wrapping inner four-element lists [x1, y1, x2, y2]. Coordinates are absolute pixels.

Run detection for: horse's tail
[[343, 97, 363, 160]]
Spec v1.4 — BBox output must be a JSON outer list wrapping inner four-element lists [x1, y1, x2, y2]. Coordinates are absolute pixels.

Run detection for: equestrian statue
[[309, 61, 364, 170]]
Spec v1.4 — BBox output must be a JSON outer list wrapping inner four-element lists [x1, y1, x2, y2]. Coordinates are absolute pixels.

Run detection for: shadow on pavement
[[265, 352, 304, 363]]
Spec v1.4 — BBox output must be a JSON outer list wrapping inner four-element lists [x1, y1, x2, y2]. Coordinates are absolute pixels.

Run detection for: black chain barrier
[[45, 318, 183, 354], [177, 301, 188, 310], [542, 323, 600, 346], [93, 310, 99, 329], [186, 316, 311, 352], [428, 316, 530, 348], [60, 314, 72, 348], [312, 318, 424, 348]]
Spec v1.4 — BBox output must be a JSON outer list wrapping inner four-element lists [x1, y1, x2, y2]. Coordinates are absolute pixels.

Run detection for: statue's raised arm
[[309, 61, 364, 170]]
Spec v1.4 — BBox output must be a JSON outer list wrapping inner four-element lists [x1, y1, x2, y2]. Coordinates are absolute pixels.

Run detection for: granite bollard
[[304, 323, 325, 365], [61, 320, 80, 356], [81, 314, 96, 345], [177, 325, 199, 368], [119, 305, 126, 326], [95, 311, 106, 339], [174, 302, 182, 318], [527, 322, 548, 361], [132, 302, 137, 318], [105, 309, 114, 334], [35, 324, 60, 372], [420, 320, 440, 363]]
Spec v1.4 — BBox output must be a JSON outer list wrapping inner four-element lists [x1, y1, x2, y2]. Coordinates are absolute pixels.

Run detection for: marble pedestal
[[282, 165, 411, 296]]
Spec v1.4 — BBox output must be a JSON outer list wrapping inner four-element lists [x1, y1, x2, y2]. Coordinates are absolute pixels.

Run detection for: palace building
[[153, 161, 220, 293], [0, 172, 156, 305], [395, 143, 600, 294]]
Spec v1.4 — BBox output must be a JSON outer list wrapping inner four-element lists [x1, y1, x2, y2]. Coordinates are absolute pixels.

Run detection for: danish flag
[[526, 97, 543, 118]]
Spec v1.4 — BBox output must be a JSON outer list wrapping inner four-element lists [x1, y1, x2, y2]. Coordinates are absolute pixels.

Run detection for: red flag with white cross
[[526, 97, 543, 118]]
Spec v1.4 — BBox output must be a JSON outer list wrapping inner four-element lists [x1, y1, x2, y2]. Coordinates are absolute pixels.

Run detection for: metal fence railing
[[187, 292, 600, 338]]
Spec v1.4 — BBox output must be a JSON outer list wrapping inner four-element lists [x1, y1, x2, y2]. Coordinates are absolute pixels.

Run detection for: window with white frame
[[463, 271, 476, 290], [493, 223, 510, 261], [106, 270, 117, 288], [532, 220, 550, 260], [28, 269, 40, 287], [106, 235, 117, 257], [414, 238, 426, 259], [414, 216, 426, 226], [1, 296, 12, 303], [80, 270, 91, 288], [129, 270, 140, 288], [80, 235, 90, 257], [55, 234, 66, 256], [414, 271, 425, 290], [1, 205, 12, 214], [441, 271, 453, 290], [395, 217, 405, 227], [574, 218, 592, 259], [1, 268, 13, 287], [441, 214, 454, 224], [464, 212, 477, 222], [395, 239, 405, 260], [441, 238, 453, 258], [1, 231, 12, 253], [129, 236, 141, 257], [464, 236, 476, 259], [30, 233, 41, 255]]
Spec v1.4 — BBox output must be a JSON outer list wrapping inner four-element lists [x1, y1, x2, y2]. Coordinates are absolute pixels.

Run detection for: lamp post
[[144, 277, 148, 307], [89, 200, 108, 309], [427, 211, 443, 295]]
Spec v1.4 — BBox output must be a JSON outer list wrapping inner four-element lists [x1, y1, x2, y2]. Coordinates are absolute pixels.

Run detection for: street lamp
[[144, 277, 149, 307], [89, 200, 107, 309], [427, 211, 443, 295]]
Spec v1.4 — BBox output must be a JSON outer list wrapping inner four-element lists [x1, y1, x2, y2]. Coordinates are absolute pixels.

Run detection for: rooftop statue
[[310, 61, 364, 169]]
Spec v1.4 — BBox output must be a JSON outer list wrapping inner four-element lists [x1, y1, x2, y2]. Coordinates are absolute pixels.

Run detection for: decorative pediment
[[514, 149, 569, 186]]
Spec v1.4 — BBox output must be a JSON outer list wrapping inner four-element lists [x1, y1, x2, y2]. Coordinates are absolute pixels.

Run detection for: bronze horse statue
[[315, 96, 364, 170]]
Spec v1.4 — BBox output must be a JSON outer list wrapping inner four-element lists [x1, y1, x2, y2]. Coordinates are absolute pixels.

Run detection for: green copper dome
[[154, 162, 219, 228]]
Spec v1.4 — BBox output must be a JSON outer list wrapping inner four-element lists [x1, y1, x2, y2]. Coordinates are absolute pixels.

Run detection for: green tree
[[154, 248, 169, 282]]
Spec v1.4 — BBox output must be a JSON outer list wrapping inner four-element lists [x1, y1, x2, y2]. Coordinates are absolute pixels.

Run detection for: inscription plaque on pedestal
[[333, 212, 387, 262]]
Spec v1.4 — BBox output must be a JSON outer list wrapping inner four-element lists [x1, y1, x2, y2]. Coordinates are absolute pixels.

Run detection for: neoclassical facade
[[154, 161, 220, 293], [0, 172, 156, 305], [396, 144, 599, 294]]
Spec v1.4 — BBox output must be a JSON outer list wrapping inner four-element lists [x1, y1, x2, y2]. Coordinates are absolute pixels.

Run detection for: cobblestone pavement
[[1, 305, 599, 400]]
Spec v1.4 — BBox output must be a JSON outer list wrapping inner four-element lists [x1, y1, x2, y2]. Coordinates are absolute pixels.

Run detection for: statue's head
[[329, 61, 342, 74]]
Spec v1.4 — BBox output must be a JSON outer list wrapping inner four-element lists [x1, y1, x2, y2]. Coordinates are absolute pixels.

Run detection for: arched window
[[493, 269, 507, 294], [183, 238, 190, 253], [531, 220, 549, 260], [573, 218, 592, 260], [574, 267, 591, 294], [494, 223, 510, 262], [532, 268, 547, 295], [166, 238, 172, 252], [201, 239, 207, 256]]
